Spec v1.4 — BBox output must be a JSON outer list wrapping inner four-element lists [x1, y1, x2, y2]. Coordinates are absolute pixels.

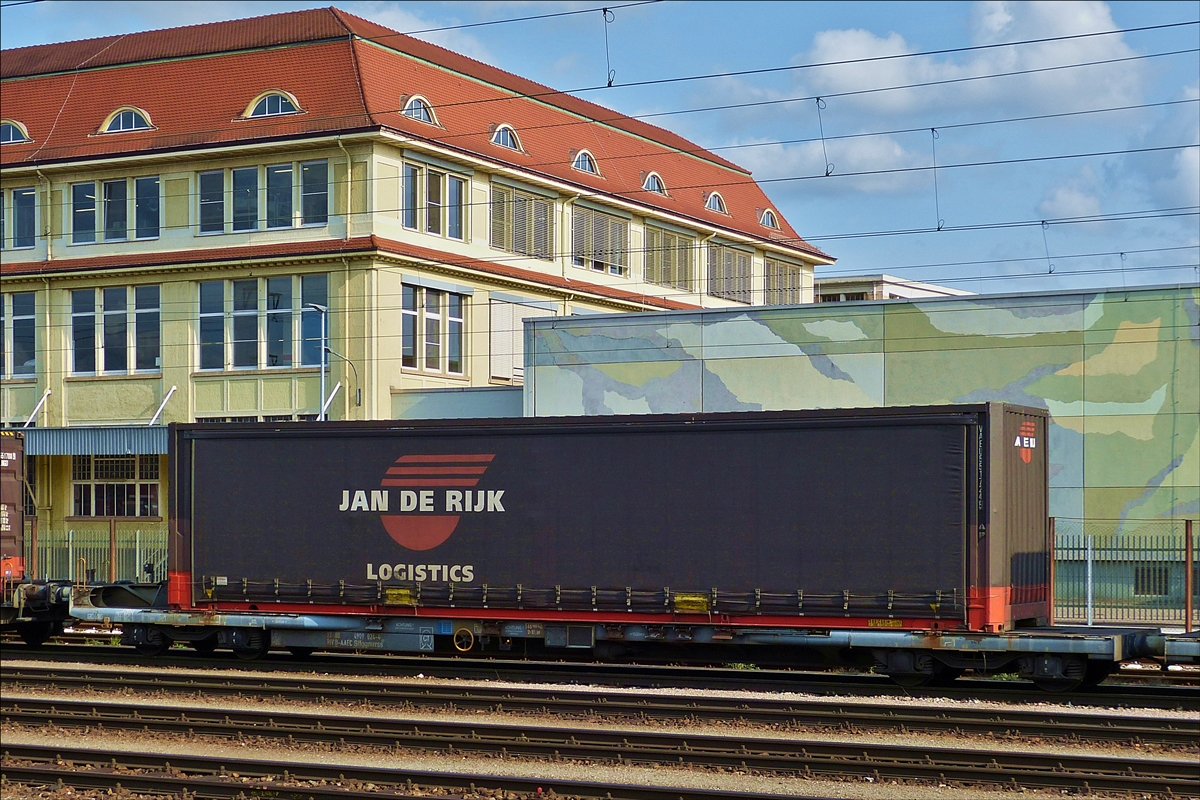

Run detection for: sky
[[3, 0, 1198, 294]]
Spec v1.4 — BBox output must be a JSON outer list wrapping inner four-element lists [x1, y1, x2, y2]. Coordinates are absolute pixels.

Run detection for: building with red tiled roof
[[0, 7, 832, 535]]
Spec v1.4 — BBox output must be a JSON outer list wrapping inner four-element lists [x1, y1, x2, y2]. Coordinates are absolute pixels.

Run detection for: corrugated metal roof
[[25, 426, 168, 456]]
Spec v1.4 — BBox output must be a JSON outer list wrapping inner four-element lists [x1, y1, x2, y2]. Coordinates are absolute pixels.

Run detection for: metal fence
[[1054, 518, 1198, 627], [23, 525, 168, 584]]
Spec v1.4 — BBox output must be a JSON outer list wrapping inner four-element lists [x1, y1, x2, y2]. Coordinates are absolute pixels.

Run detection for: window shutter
[[613, 217, 629, 271], [490, 186, 510, 250], [645, 227, 661, 284], [489, 300, 515, 380], [736, 251, 750, 303], [512, 194, 530, 255], [532, 197, 552, 259], [572, 206, 589, 264], [676, 236, 693, 291]]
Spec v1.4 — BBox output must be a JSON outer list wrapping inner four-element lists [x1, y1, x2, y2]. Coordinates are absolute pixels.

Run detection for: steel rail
[[4, 663, 1197, 747], [4, 643, 1196, 708], [0, 743, 812, 800], [3, 697, 1197, 795]]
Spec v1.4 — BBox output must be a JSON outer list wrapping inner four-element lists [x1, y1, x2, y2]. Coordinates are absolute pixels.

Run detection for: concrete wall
[[527, 285, 1200, 529]]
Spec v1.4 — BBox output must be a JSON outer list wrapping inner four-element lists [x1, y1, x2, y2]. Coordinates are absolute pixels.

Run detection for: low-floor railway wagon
[[66, 404, 1170, 690]]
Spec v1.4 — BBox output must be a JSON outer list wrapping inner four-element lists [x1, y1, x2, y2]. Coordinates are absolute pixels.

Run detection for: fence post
[[1047, 517, 1056, 627], [1187, 519, 1194, 634], [108, 518, 117, 583], [1086, 533, 1094, 627]]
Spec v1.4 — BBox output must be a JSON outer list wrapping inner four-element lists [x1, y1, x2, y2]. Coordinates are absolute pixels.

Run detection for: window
[[135, 177, 160, 238], [707, 244, 751, 303], [705, 192, 727, 213], [572, 151, 598, 174], [266, 164, 293, 228], [426, 170, 443, 235], [71, 183, 96, 244], [266, 277, 292, 367], [70, 286, 160, 375], [103, 179, 127, 241], [644, 227, 694, 291], [71, 289, 97, 373], [572, 205, 628, 276], [760, 209, 780, 229], [1, 292, 36, 378], [248, 92, 299, 118], [401, 285, 465, 374], [231, 279, 258, 368], [1, 120, 30, 144], [71, 455, 160, 518], [447, 175, 466, 240], [490, 185, 553, 260], [300, 160, 328, 225], [402, 96, 435, 124], [199, 274, 326, 371], [402, 164, 420, 229], [232, 167, 258, 231], [764, 258, 804, 305], [199, 170, 224, 234], [643, 172, 666, 194], [491, 125, 521, 150], [1133, 564, 1170, 596], [11, 188, 36, 248], [819, 292, 868, 303], [103, 108, 152, 133]]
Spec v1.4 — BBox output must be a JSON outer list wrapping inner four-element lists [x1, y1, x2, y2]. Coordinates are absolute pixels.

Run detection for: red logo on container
[[378, 454, 495, 551], [1014, 421, 1037, 464]]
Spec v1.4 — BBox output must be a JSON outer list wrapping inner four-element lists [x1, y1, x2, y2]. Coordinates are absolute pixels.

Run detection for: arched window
[[246, 91, 300, 118], [705, 192, 727, 213], [402, 96, 436, 124], [760, 209, 780, 229], [0, 120, 31, 144], [572, 150, 598, 174], [102, 107, 152, 133], [642, 172, 666, 194], [491, 124, 521, 151]]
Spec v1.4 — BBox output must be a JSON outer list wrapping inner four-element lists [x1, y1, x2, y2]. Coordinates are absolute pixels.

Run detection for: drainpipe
[[336, 136, 352, 240], [36, 169, 52, 261]]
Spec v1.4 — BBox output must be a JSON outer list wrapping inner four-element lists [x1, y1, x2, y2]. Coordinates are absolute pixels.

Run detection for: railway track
[[3, 698, 1197, 795], [0, 743, 800, 800], [4, 662, 1197, 747], [4, 641, 1197, 709]]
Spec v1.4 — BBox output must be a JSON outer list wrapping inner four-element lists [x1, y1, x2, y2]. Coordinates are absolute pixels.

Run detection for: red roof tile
[[1, 7, 830, 260], [0, 236, 698, 311]]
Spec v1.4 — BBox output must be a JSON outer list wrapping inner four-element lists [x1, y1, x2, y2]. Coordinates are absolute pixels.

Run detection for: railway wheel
[[1079, 660, 1114, 690], [288, 647, 315, 658], [231, 629, 269, 661], [190, 636, 218, 655], [18, 622, 52, 647], [1028, 655, 1087, 693], [453, 627, 475, 652], [134, 629, 170, 657]]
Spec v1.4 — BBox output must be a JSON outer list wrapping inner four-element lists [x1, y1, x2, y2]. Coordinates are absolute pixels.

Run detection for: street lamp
[[304, 303, 328, 421]]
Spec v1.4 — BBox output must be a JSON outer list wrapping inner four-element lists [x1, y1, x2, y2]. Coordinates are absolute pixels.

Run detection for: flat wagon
[[68, 404, 1156, 690]]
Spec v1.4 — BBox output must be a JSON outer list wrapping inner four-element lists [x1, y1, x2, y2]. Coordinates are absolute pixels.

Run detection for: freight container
[[165, 403, 1049, 633]]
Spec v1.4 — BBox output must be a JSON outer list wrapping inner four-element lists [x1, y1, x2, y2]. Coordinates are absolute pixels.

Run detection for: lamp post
[[304, 303, 328, 421]]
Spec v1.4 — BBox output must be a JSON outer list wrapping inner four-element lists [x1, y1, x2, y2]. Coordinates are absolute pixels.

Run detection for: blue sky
[[4, 1, 1197, 293]]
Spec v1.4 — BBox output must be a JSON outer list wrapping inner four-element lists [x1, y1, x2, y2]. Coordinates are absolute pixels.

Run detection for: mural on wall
[[528, 287, 1200, 529]]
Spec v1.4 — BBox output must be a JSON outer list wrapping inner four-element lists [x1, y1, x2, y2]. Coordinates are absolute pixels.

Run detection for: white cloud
[[1038, 184, 1103, 218], [794, 1, 1143, 118], [736, 133, 928, 195]]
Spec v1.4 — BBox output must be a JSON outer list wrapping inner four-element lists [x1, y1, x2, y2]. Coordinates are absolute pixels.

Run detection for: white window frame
[[402, 96, 437, 125], [571, 205, 629, 277], [705, 191, 727, 214], [1, 291, 37, 379], [571, 150, 599, 175], [0, 119, 31, 144], [642, 172, 666, 194], [196, 274, 327, 372], [401, 284, 466, 375], [490, 124, 522, 151], [69, 285, 161, 376]]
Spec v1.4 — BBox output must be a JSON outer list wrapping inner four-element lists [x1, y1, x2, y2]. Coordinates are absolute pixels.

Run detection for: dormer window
[[572, 150, 599, 174], [705, 192, 727, 214], [246, 91, 300, 118], [642, 172, 666, 194], [491, 124, 521, 151], [402, 96, 436, 124], [1, 120, 31, 144], [102, 107, 152, 133], [760, 209, 780, 229]]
